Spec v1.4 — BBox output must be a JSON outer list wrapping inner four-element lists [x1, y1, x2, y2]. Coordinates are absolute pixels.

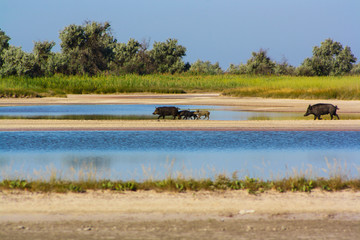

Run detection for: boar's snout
[[304, 105, 312, 116]]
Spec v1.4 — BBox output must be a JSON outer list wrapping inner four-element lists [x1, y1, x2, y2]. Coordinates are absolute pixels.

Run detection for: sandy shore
[[1, 190, 360, 239], [2, 190, 360, 218], [1, 93, 360, 131], [1, 119, 360, 131]]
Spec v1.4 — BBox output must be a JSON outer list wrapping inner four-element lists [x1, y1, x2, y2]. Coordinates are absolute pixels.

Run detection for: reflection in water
[[1, 150, 359, 181], [63, 155, 111, 170]]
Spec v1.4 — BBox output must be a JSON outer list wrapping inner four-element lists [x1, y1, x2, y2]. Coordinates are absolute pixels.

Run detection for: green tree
[[59, 21, 116, 75], [111, 38, 146, 74], [0, 46, 24, 76], [113, 38, 140, 66], [33, 40, 56, 76], [189, 60, 223, 74], [274, 58, 295, 75], [0, 28, 39, 77], [33, 41, 55, 61], [226, 63, 247, 74], [350, 63, 360, 75], [246, 49, 275, 75], [45, 52, 68, 76], [300, 38, 357, 76], [149, 38, 186, 74], [0, 29, 11, 67], [0, 46, 39, 77]]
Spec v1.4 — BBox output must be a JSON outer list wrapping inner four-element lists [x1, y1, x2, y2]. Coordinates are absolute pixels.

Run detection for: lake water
[[1, 131, 359, 181], [0, 104, 301, 120]]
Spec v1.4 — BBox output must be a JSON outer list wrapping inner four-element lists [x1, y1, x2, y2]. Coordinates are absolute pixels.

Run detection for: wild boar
[[194, 110, 210, 120], [178, 110, 198, 120], [304, 103, 339, 120], [153, 106, 179, 119]]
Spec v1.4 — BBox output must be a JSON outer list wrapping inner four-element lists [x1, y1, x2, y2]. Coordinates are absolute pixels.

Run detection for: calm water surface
[[1, 131, 359, 180], [0, 104, 301, 120]]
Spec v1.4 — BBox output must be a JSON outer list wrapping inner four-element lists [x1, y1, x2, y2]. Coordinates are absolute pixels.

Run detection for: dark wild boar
[[304, 103, 339, 120], [153, 106, 179, 119], [178, 110, 198, 120]]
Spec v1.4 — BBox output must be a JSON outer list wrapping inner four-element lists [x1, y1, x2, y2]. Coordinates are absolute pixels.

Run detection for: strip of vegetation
[[1, 175, 359, 194], [1, 75, 360, 100]]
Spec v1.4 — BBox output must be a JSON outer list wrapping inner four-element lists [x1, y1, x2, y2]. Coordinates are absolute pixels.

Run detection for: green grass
[[1, 74, 360, 99], [2, 174, 359, 194], [1, 159, 359, 194]]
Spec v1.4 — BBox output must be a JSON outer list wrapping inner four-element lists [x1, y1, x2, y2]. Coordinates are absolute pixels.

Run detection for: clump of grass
[[271, 177, 315, 193]]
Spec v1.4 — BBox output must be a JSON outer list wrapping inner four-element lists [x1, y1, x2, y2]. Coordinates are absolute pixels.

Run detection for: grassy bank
[[1, 160, 359, 194], [1, 74, 360, 99], [1, 174, 359, 194]]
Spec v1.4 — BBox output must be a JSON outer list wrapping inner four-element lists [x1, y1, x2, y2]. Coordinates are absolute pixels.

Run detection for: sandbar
[[1, 93, 360, 131]]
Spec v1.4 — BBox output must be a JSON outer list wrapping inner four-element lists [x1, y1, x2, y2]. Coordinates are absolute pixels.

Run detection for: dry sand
[[1, 94, 360, 239], [1, 190, 360, 239]]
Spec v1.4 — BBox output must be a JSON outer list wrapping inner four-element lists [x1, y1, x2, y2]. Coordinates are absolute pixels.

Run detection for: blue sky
[[1, 0, 359, 69]]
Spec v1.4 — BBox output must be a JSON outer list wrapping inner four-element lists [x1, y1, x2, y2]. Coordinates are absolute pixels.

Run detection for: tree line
[[0, 21, 359, 77]]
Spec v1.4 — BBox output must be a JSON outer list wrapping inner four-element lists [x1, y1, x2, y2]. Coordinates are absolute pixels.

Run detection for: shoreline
[[1, 119, 360, 131], [2, 93, 360, 112], [1, 93, 360, 131]]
